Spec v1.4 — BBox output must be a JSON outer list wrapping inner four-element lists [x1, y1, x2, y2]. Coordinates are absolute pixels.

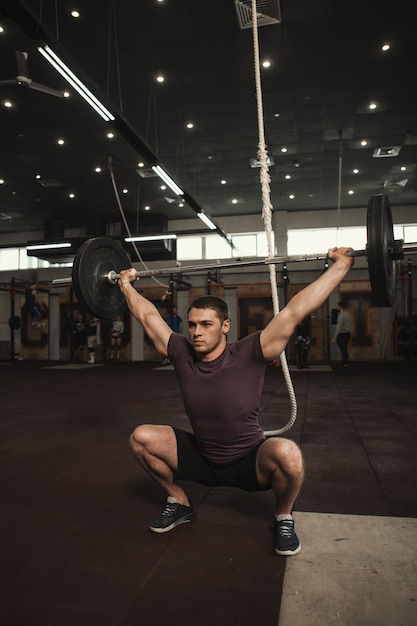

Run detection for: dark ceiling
[[1, 0, 417, 243]]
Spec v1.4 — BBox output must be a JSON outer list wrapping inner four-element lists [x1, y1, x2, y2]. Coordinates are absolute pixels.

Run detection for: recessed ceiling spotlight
[[274, 112, 280, 118], [106, 131, 114, 139], [220, 179, 227, 185], [68, 192, 75, 199], [94, 166, 102, 173], [289, 194, 295, 199], [137, 161, 145, 168], [285, 174, 291, 180], [400, 166, 407, 171], [70, 10, 80, 18], [368, 102, 378, 110], [160, 184, 166, 190], [3, 100, 13, 108], [353, 168, 359, 174], [57, 138, 65, 145], [155, 74, 165, 83], [144, 205, 151, 211], [0, 178, 5, 184], [186, 122, 194, 129], [122, 188, 129, 194], [281, 147, 288, 153], [262, 59, 271, 68], [207, 155, 213, 160], [63, 91, 71, 98], [348, 189, 354, 195], [35, 174, 41, 179], [179, 202, 184, 207], [231, 198, 238, 204], [0, 25, 5, 34], [381, 43, 391, 52], [360, 140, 368, 146]]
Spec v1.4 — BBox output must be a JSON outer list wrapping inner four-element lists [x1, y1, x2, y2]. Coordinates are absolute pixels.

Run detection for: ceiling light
[[231, 198, 238, 204], [368, 102, 377, 110], [0, 178, 5, 184], [400, 166, 407, 171], [186, 122, 194, 129], [35, 174, 41, 179], [0, 25, 5, 33], [3, 100, 13, 108], [348, 190, 354, 195], [262, 60, 271, 68], [353, 168, 359, 174], [156, 75, 165, 83], [26, 242, 72, 251], [285, 174, 291, 180], [125, 234, 177, 242], [281, 147, 288, 153], [360, 140, 368, 146], [152, 165, 184, 195], [37, 45, 115, 122], [70, 10, 80, 18], [289, 194, 295, 199], [274, 112, 280, 117], [381, 43, 391, 52], [197, 212, 217, 230], [137, 161, 145, 168], [106, 131, 114, 139], [122, 188, 129, 194], [94, 166, 102, 173], [68, 192, 75, 198], [57, 138, 65, 145], [221, 179, 227, 185], [144, 205, 151, 211]]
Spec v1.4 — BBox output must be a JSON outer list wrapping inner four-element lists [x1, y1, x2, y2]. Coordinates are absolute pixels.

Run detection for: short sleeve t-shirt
[[168, 331, 268, 464]]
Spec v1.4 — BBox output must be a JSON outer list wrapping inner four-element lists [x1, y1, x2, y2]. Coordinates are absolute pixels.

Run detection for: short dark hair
[[188, 296, 229, 323]]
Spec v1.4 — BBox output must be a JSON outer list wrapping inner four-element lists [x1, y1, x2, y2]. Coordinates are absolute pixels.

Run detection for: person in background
[[86, 314, 99, 364], [24, 281, 46, 328], [110, 314, 125, 361], [295, 316, 311, 369], [332, 301, 352, 367]]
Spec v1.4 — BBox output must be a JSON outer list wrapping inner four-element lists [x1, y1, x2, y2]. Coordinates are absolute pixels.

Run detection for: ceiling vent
[[37, 178, 63, 188], [250, 155, 274, 168], [136, 167, 158, 179], [235, 0, 281, 29], [373, 146, 401, 158], [383, 178, 408, 190]]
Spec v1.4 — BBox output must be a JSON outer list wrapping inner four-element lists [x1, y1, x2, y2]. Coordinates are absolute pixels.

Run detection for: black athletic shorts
[[172, 427, 270, 492]]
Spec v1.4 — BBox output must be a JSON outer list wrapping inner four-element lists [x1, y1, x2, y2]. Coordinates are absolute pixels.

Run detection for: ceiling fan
[[0, 50, 67, 97]]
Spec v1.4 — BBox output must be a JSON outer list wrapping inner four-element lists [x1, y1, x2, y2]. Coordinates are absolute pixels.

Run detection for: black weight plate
[[72, 238, 130, 318], [366, 194, 396, 307]]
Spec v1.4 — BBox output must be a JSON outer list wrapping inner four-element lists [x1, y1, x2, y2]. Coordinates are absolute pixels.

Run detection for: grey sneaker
[[274, 517, 301, 555], [149, 497, 196, 533]]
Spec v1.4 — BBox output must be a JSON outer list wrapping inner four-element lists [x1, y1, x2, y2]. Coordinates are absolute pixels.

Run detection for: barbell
[[52, 194, 417, 319]]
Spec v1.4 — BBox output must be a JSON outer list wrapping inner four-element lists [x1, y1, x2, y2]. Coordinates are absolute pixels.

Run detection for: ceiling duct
[[234, 0, 281, 29]]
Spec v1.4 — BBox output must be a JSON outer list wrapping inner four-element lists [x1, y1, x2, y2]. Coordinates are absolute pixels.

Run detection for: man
[[24, 281, 46, 327], [118, 247, 353, 556], [332, 300, 352, 367]]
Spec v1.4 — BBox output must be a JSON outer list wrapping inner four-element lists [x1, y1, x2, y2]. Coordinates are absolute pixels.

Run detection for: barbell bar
[[52, 194, 417, 319]]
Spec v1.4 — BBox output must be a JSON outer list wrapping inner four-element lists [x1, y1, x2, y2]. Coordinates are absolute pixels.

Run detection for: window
[[177, 237, 202, 261]]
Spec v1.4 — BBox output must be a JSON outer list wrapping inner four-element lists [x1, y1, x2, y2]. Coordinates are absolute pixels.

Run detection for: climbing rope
[[251, 0, 297, 435]]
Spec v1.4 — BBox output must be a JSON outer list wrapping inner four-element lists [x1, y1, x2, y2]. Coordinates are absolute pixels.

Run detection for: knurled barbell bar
[[52, 194, 417, 319]]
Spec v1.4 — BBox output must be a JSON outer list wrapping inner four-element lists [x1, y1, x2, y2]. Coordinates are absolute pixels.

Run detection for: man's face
[[187, 307, 230, 361]]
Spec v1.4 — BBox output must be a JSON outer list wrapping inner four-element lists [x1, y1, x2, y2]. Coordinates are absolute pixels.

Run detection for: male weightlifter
[[118, 246, 353, 555]]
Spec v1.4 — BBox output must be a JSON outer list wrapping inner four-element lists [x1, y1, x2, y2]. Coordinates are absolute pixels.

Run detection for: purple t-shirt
[[168, 331, 267, 464]]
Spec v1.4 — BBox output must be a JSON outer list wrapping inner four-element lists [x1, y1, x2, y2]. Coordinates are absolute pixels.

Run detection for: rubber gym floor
[[1, 359, 416, 626]]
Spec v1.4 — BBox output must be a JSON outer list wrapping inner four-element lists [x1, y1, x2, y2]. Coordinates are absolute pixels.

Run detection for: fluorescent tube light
[[197, 212, 217, 230], [26, 242, 72, 251], [125, 234, 177, 242], [37, 45, 115, 122], [151, 165, 184, 196]]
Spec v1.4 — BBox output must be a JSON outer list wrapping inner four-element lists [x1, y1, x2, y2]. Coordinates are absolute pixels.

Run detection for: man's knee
[[261, 438, 304, 475]]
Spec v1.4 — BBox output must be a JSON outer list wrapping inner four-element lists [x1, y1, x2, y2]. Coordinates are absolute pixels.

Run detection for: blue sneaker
[[274, 516, 301, 555], [150, 497, 196, 533]]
